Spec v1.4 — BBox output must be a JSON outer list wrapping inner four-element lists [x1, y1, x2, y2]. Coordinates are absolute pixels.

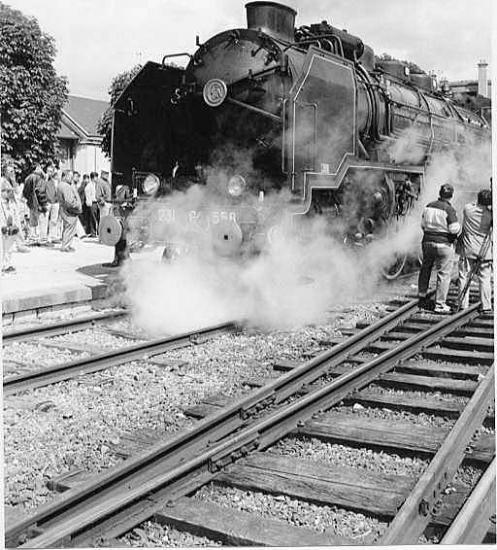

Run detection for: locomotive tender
[[103, 1, 489, 270]]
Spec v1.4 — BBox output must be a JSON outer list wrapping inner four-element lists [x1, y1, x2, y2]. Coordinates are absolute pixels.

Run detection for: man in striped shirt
[[418, 184, 461, 313]]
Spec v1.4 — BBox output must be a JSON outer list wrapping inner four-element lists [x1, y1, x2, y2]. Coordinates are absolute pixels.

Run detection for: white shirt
[[85, 181, 96, 207]]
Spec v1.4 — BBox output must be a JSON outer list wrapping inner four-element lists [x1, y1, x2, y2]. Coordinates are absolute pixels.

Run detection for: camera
[[2, 226, 19, 236]]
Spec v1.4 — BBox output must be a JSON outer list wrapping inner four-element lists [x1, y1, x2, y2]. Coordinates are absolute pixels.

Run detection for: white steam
[[122, 129, 491, 336], [123, 211, 375, 335], [367, 130, 492, 264]]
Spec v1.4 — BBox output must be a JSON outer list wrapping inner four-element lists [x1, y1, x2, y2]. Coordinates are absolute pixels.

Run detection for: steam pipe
[[357, 138, 370, 160], [283, 33, 342, 53], [226, 97, 281, 122]]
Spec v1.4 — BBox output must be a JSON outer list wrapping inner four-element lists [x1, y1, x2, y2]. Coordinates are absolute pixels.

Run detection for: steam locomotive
[[101, 1, 490, 275]]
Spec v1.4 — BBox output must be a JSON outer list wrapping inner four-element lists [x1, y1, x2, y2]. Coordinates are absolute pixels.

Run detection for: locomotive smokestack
[[245, 1, 297, 42], [477, 60, 489, 98]]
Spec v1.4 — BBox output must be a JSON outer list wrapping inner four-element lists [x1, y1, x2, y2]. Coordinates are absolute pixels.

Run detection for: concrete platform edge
[[2, 282, 109, 316]]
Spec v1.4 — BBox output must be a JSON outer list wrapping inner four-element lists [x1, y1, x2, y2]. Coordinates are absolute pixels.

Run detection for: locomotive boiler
[[103, 1, 490, 274]]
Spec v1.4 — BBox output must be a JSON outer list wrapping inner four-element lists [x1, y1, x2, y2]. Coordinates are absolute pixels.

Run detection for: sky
[[8, 0, 494, 101]]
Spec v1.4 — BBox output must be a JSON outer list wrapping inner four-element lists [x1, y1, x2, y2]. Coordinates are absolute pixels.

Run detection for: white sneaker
[[434, 304, 451, 314]]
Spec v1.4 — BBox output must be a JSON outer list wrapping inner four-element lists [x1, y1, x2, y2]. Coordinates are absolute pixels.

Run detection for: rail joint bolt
[[418, 498, 430, 516]]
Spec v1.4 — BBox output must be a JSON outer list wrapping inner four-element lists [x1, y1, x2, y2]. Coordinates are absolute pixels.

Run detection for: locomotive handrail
[[162, 52, 192, 65], [354, 62, 378, 141], [281, 98, 288, 174], [417, 90, 435, 158]]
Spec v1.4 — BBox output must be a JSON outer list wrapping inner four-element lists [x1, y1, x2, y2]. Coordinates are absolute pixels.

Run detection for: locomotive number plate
[[156, 208, 237, 225]]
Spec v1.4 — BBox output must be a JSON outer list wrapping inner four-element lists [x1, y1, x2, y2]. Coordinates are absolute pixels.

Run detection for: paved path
[[2, 238, 119, 315]]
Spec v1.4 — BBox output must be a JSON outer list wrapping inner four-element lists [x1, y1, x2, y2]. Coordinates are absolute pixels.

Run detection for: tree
[[377, 52, 426, 74], [0, 3, 68, 177], [97, 64, 142, 158]]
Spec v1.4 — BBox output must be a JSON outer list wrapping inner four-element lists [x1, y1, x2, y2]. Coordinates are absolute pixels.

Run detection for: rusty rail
[[4, 321, 237, 395], [382, 363, 495, 544], [441, 456, 496, 544], [3, 309, 128, 343]]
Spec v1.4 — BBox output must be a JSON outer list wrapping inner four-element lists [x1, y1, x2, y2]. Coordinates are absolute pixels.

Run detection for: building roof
[[449, 79, 492, 88], [449, 80, 475, 87], [57, 95, 109, 141]]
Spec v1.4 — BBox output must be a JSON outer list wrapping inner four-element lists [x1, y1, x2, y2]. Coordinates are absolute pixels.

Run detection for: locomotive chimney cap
[[245, 1, 297, 42]]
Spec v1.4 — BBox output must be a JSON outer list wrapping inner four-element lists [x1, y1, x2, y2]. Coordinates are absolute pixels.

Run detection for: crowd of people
[[418, 183, 493, 314], [0, 162, 111, 273]]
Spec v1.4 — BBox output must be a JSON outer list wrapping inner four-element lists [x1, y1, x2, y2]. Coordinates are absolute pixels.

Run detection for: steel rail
[[382, 363, 495, 544], [441, 457, 496, 544], [7, 303, 481, 548], [7, 297, 422, 546], [259, 295, 423, 406], [3, 310, 128, 343], [4, 322, 237, 395]]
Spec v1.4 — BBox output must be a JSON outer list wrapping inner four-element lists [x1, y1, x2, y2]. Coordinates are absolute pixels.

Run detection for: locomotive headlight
[[227, 175, 246, 197], [142, 173, 160, 195]]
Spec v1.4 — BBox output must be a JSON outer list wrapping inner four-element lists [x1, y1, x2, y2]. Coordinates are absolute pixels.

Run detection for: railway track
[[6, 294, 495, 547], [3, 309, 129, 343], [3, 321, 238, 395]]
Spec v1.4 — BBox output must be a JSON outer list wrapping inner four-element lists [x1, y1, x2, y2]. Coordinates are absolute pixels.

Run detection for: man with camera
[[1, 179, 21, 273], [57, 170, 82, 252], [457, 189, 493, 314]]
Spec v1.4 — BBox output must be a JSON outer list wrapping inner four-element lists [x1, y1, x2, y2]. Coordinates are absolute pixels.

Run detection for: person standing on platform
[[96, 170, 111, 220], [79, 174, 90, 234], [72, 172, 86, 238], [1, 165, 30, 253], [85, 172, 99, 237], [1, 179, 21, 273], [23, 164, 48, 245], [1, 164, 19, 195], [418, 183, 461, 313], [457, 189, 493, 314], [45, 162, 60, 245], [57, 170, 82, 252]]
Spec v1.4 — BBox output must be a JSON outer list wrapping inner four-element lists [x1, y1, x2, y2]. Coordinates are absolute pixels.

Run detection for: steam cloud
[[122, 131, 491, 336], [123, 205, 374, 335]]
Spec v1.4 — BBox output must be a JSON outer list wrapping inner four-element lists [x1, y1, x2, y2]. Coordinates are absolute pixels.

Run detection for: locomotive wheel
[[381, 252, 407, 280]]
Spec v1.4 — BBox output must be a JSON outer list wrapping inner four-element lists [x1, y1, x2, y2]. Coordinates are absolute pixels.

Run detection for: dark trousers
[[87, 202, 99, 236], [114, 236, 130, 263], [80, 205, 90, 235], [418, 242, 454, 306]]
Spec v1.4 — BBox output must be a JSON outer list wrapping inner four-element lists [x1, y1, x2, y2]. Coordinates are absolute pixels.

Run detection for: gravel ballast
[[323, 404, 458, 430], [47, 328, 135, 350], [3, 342, 89, 374], [270, 436, 428, 477], [119, 521, 222, 547], [194, 483, 386, 543], [4, 302, 390, 513]]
